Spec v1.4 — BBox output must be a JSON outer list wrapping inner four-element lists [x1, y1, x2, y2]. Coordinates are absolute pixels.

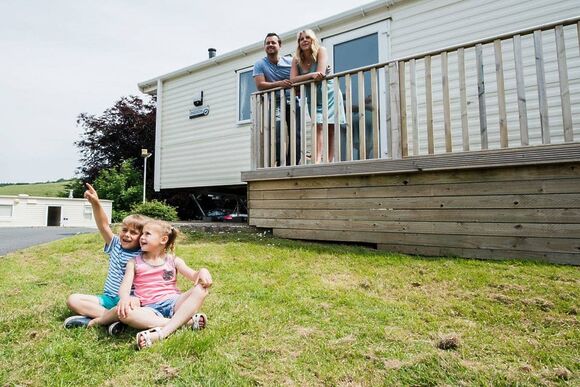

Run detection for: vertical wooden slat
[[384, 65, 392, 159], [494, 39, 508, 148], [399, 62, 407, 157], [409, 60, 418, 156], [289, 87, 297, 165], [476, 44, 488, 150], [513, 34, 529, 146], [358, 71, 366, 160], [263, 93, 270, 167], [345, 74, 353, 161], [311, 81, 318, 163], [441, 52, 452, 153], [250, 94, 256, 170], [458, 48, 469, 151], [322, 79, 329, 163], [577, 21, 580, 56], [389, 62, 402, 160], [257, 95, 264, 168], [270, 91, 277, 166], [299, 84, 307, 165], [534, 30, 550, 144], [333, 77, 341, 162], [279, 89, 286, 167], [555, 25, 573, 142], [253, 95, 261, 168], [370, 68, 380, 159], [425, 55, 434, 155]]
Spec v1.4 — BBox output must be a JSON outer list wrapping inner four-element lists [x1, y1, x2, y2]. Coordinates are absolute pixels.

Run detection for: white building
[[138, 0, 580, 192], [0, 194, 112, 228]]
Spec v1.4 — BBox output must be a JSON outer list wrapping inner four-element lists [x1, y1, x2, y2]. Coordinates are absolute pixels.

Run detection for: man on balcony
[[253, 32, 301, 166]]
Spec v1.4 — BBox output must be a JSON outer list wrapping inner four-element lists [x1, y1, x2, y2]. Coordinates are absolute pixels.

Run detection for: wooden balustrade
[[250, 16, 580, 170]]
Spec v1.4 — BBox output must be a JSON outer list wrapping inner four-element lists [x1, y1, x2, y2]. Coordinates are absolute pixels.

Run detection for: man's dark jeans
[[275, 100, 301, 166]]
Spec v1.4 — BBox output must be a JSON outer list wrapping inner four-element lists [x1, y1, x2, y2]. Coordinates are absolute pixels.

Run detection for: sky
[[0, 0, 371, 183]]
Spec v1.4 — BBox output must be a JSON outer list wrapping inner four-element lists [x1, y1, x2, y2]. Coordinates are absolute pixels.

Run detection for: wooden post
[[370, 68, 380, 159], [534, 30, 550, 144], [333, 77, 341, 162], [345, 74, 353, 161], [255, 94, 263, 168], [458, 48, 469, 151], [425, 55, 434, 155], [389, 62, 402, 160], [476, 44, 488, 150], [279, 89, 286, 167], [270, 91, 277, 167], [409, 59, 419, 156], [300, 84, 307, 165], [555, 25, 573, 142], [250, 94, 256, 170], [290, 87, 297, 165], [263, 93, 270, 167], [384, 65, 392, 159], [358, 71, 366, 160], [494, 39, 508, 148], [322, 79, 329, 163], [513, 34, 529, 146], [311, 81, 318, 164], [399, 62, 407, 158], [441, 52, 452, 152]]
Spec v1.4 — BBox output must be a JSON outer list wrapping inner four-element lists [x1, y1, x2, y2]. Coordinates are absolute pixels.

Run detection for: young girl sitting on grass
[[91, 219, 212, 349]]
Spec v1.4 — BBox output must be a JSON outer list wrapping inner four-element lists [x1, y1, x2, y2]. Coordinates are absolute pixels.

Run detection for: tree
[[92, 160, 143, 222], [75, 95, 156, 183]]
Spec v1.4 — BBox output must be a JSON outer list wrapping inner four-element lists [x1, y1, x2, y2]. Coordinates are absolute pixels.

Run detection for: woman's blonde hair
[[295, 29, 321, 68], [145, 219, 179, 254]]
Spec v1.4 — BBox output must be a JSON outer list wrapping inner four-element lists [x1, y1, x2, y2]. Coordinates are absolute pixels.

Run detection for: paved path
[[0, 227, 95, 256]]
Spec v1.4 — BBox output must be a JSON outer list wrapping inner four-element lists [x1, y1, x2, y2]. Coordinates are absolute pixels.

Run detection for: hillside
[[0, 180, 73, 197]]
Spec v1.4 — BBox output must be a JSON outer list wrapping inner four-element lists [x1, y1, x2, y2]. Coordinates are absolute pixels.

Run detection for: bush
[[130, 200, 179, 221]]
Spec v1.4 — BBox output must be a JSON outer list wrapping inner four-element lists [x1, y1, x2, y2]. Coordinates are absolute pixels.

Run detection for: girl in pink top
[[115, 219, 213, 349]]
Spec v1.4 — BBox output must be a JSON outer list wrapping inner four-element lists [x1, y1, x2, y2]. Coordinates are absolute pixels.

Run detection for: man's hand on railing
[[278, 79, 293, 88]]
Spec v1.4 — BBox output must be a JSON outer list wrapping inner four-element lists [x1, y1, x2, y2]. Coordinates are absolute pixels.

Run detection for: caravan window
[[0, 204, 13, 217], [237, 68, 257, 123]]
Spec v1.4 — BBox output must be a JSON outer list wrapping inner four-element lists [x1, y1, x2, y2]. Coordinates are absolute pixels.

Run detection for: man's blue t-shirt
[[252, 55, 292, 82], [253, 56, 293, 102]]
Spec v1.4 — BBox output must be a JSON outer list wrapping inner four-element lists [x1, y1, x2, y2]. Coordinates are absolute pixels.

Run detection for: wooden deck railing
[[250, 17, 580, 170]]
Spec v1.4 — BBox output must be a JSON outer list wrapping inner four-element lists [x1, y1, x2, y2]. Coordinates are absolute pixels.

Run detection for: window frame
[[236, 66, 256, 124]]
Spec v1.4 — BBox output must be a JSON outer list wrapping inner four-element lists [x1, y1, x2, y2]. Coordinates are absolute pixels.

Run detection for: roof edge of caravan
[[137, 0, 403, 94]]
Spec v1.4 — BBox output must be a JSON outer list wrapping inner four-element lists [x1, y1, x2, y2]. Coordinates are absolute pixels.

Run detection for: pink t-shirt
[[132, 254, 180, 305]]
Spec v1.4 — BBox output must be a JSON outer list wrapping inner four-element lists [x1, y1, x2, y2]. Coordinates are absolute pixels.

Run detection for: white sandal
[[136, 327, 163, 350], [192, 313, 207, 330]]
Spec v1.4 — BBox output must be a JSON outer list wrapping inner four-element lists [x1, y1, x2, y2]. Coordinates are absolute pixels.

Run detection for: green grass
[[0, 180, 72, 197], [0, 230, 578, 385]]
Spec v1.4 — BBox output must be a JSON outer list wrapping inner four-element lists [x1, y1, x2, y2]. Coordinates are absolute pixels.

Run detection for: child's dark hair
[[146, 219, 179, 254]]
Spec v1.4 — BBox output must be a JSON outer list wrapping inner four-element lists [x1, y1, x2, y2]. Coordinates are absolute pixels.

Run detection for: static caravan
[[139, 0, 580, 191], [0, 195, 112, 228], [140, 0, 580, 264]]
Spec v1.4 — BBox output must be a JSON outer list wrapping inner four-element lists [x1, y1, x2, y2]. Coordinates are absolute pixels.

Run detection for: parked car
[[204, 209, 227, 222], [223, 212, 248, 223]]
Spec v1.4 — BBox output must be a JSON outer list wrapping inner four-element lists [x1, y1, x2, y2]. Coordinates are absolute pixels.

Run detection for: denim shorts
[[144, 297, 178, 318], [97, 294, 120, 310]]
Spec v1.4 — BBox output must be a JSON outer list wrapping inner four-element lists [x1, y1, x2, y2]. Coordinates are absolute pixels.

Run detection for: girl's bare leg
[[316, 124, 323, 163]]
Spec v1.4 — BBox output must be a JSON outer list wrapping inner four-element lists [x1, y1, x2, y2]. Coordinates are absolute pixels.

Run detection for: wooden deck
[[242, 18, 580, 265]]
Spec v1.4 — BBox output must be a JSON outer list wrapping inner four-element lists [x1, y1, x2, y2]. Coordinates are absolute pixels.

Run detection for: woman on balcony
[[290, 29, 345, 164]]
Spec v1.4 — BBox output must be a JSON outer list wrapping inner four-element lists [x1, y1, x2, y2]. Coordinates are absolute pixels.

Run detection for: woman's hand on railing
[[311, 72, 325, 81]]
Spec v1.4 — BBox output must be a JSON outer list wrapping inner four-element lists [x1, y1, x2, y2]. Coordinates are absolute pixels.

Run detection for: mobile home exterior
[[139, 0, 580, 191], [0, 195, 112, 228]]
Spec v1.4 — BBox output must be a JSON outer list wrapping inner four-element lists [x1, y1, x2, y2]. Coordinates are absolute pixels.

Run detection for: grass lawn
[[0, 180, 72, 197], [0, 230, 578, 386]]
